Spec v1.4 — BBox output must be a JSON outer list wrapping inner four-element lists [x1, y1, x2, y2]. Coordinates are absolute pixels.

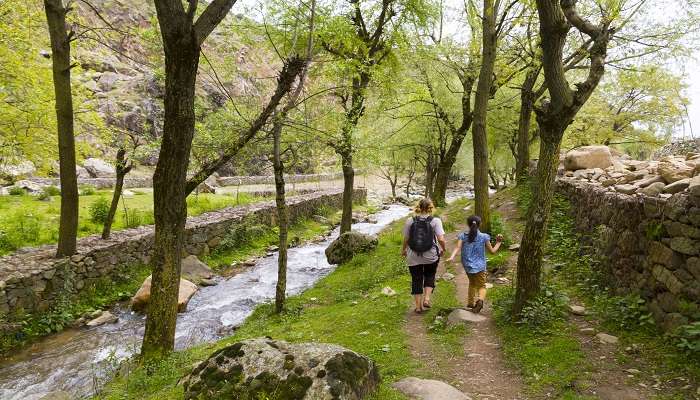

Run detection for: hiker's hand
[[496, 234, 504, 243], [447, 256, 454, 263]]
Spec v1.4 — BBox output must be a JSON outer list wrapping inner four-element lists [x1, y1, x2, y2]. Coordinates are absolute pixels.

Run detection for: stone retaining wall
[[0, 189, 366, 317], [556, 178, 699, 332], [21, 172, 348, 191]]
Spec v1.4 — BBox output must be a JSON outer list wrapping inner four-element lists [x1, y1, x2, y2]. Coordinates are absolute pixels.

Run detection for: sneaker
[[472, 299, 484, 314]]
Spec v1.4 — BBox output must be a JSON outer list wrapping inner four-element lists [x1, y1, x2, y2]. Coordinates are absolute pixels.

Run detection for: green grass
[[0, 190, 264, 255], [1, 264, 151, 354], [97, 220, 418, 400], [497, 182, 700, 398]]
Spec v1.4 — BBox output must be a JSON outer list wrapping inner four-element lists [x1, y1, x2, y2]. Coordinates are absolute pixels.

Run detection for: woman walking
[[447, 215, 502, 313], [402, 198, 446, 314]]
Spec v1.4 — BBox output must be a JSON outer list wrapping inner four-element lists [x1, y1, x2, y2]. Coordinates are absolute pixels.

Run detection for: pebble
[[381, 287, 397, 296], [580, 327, 596, 335]]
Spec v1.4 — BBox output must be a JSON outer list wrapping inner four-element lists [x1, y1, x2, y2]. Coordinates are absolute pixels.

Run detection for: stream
[[0, 204, 411, 400]]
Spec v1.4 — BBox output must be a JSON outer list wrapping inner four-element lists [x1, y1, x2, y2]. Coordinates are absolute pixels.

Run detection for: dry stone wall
[[556, 176, 700, 332], [0, 189, 365, 317]]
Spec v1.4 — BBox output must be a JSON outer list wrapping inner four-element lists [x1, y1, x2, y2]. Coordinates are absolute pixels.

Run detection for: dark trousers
[[409, 261, 438, 295]]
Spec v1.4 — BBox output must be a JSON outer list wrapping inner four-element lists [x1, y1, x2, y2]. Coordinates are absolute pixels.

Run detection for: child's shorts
[[466, 271, 487, 288]]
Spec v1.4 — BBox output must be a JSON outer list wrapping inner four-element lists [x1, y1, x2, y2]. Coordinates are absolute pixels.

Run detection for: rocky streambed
[[0, 204, 411, 400]]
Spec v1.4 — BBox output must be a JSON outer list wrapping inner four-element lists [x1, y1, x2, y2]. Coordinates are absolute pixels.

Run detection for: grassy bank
[[0, 190, 264, 255], [490, 184, 699, 399], [97, 201, 468, 400]]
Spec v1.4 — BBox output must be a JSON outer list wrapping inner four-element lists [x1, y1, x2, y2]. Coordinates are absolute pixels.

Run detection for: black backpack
[[408, 216, 435, 255]]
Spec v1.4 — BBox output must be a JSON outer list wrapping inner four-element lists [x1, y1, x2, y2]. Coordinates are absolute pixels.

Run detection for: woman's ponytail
[[467, 215, 481, 243]]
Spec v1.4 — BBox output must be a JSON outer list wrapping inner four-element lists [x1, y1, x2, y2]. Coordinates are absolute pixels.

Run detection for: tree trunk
[[390, 179, 397, 199], [340, 157, 354, 234], [102, 149, 131, 239], [45, 0, 78, 258], [513, 133, 561, 315], [424, 151, 435, 199], [471, 0, 497, 232], [432, 163, 451, 207], [272, 119, 288, 314], [141, 37, 200, 361], [516, 68, 539, 182]]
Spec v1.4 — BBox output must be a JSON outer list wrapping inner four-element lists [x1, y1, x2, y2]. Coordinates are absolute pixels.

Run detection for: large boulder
[[83, 158, 116, 178], [563, 146, 615, 171], [325, 232, 378, 264], [181, 255, 215, 283], [131, 275, 198, 313], [0, 160, 36, 180], [12, 179, 44, 194], [182, 338, 380, 400], [658, 156, 694, 183]]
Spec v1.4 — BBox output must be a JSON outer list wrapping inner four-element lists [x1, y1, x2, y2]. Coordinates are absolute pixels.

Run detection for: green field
[[0, 189, 265, 255]]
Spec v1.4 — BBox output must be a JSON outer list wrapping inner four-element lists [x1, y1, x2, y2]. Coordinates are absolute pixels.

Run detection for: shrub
[[494, 284, 569, 333], [79, 185, 97, 196], [89, 197, 111, 225], [594, 294, 654, 331], [674, 322, 700, 357], [43, 185, 61, 196], [218, 220, 267, 250], [8, 187, 25, 196], [123, 210, 144, 228]]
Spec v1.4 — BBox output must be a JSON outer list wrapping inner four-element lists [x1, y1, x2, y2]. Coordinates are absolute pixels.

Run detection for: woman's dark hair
[[467, 215, 481, 243]]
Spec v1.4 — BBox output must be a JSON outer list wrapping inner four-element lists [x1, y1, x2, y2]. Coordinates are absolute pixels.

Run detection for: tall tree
[[142, 0, 239, 360], [44, 0, 79, 258], [471, 0, 498, 231], [321, 0, 410, 234], [272, 0, 316, 313], [513, 0, 612, 315]]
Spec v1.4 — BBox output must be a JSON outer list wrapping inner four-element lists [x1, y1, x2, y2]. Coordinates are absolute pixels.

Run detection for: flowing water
[[0, 204, 411, 400]]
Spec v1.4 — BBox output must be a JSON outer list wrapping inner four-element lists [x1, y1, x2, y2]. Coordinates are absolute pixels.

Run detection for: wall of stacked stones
[[556, 178, 699, 332], [0, 189, 366, 318], [24, 172, 347, 190]]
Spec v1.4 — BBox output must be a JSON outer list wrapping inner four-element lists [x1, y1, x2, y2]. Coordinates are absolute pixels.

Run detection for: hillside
[[0, 0, 280, 179]]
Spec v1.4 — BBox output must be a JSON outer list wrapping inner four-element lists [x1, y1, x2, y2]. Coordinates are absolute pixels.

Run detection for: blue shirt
[[458, 231, 491, 273]]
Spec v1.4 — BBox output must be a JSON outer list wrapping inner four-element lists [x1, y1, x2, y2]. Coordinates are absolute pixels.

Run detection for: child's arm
[[486, 234, 504, 254], [401, 236, 409, 257], [447, 239, 462, 262]]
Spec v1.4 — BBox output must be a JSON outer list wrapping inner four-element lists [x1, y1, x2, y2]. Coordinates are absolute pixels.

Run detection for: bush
[[43, 186, 61, 196], [218, 220, 267, 250], [494, 284, 569, 333], [79, 185, 97, 196], [9, 187, 25, 196], [594, 294, 654, 331], [122, 210, 144, 228], [89, 197, 111, 225], [674, 322, 700, 357]]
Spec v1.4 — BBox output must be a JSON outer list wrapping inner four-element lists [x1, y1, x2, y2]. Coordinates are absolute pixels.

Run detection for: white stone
[[447, 308, 487, 326], [392, 377, 472, 400], [86, 311, 118, 327], [381, 286, 397, 296], [596, 332, 619, 344], [441, 272, 455, 281], [569, 305, 586, 315], [508, 243, 520, 251], [663, 178, 691, 194], [131, 275, 198, 313], [0, 160, 36, 178], [580, 327, 596, 336], [83, 158, 116, 178], [564, 146, 615, 171], [658, 156, 693, 183]]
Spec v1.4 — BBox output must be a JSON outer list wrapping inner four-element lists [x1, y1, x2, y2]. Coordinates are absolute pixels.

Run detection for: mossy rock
[[183, 338, 379, 400], [324, 232, 378, 265]]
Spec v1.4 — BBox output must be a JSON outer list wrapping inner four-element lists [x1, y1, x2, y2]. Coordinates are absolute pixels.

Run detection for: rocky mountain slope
[[1, 0, 279, 181]]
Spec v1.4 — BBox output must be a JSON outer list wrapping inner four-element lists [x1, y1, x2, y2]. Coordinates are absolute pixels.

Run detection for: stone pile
[[561, 145, 700, 198]]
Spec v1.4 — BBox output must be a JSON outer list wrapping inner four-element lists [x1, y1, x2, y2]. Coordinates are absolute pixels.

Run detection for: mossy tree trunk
[[142, 0, 238, 361], [515, 66, 540, 183], [272, 119, 289, 313], [471, 0, 497, 232], [102, 148, 132, 239], [44, 0, 78, 258], [513, 0, 611, 316]]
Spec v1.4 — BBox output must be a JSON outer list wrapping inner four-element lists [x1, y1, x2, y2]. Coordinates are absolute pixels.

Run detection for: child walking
[[447, 215, 503, 313]]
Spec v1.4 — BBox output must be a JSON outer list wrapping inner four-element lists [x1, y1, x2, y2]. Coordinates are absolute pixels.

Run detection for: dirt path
[[403, 199, 525, 400]]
